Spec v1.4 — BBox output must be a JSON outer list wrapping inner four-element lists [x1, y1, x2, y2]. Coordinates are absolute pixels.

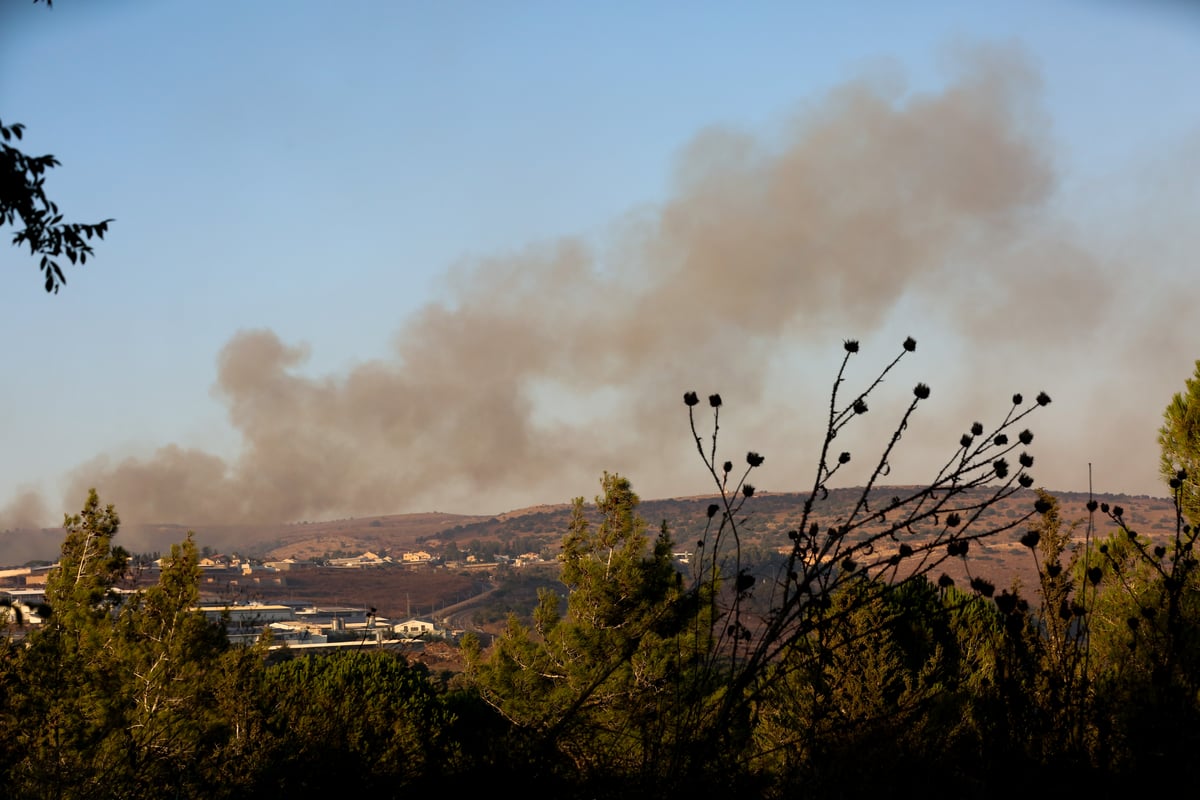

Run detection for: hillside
[[2, 486, 1178, 590]]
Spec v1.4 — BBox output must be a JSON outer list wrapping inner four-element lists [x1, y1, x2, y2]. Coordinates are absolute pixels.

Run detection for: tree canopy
[[3, 3, 112, 293], [1159, 359, 1200, 523], [2, 118, 112, 293]]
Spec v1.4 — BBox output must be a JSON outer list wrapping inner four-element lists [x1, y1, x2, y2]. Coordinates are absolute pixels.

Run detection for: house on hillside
[[394, 618, 443, 638], [328, 551, 393, 568]]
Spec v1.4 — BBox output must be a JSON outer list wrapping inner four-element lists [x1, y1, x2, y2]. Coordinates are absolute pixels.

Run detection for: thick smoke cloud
[[0, 490, 50, 533], [11, 45, 1195, 536]]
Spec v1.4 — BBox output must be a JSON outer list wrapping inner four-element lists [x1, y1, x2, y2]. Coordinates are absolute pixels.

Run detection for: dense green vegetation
[[3, 347, 1199, 798]]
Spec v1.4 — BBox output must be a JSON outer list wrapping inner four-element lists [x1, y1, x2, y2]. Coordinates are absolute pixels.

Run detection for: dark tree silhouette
[[3, 2, 113, 293]]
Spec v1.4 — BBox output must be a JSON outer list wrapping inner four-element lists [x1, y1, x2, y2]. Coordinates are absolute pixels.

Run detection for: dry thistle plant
[[680, 336, 1054, 765]]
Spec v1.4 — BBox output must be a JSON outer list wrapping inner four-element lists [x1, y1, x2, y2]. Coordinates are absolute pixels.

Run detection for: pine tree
[[10, 490, 129, 799], [467, 473, 696, 788], [256, 651, 455, 794], [1159, 359, 1200, 524], [7, 491, 235, 799]]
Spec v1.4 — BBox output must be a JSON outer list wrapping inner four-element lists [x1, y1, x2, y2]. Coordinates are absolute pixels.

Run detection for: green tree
[[1159, 359, 1200, 524], [255, 651, 455, 794], [116, 534, 233, 789], [1013, 489, 1093, 762], [752, 575, 1061, 795], [8, 490, 129, 799], [467, 473, 697, 790], [1081, 509, 1200, 773], [6, 491, 234, 799], [753, 577, 947, 790]]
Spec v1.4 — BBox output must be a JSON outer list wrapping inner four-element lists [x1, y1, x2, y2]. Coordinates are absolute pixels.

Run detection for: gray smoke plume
[[12, 44, 1194, 541], [0, 489, 50, 532]]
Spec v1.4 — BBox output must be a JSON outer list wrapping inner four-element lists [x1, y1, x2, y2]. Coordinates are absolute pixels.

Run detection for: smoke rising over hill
[[3, 45, 1194, 538]]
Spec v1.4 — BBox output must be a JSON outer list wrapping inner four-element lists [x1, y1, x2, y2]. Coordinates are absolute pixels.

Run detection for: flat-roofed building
[[197, 604, 296, 627]]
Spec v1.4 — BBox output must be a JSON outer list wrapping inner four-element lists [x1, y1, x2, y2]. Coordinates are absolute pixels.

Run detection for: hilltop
[[2, 486, 1177, 580]]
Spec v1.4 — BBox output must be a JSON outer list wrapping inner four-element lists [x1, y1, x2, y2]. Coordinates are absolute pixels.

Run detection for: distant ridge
[[0, 487, 1176, 568]]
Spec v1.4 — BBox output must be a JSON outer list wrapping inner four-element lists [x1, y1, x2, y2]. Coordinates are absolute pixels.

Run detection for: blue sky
[[3, 1, 1199, 533]]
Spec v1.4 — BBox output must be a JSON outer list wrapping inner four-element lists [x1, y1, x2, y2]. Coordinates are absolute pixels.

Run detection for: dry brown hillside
[[1, 488, 1179, 599]]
